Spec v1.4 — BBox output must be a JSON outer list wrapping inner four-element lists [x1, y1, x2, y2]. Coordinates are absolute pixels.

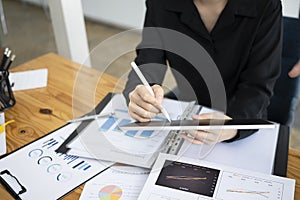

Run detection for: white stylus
[[131, 62, 171, 122]]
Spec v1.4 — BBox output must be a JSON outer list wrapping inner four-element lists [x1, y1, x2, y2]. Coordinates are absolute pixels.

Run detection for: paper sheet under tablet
[[178, 125, 280, 174], [9, 68, 48, 91]]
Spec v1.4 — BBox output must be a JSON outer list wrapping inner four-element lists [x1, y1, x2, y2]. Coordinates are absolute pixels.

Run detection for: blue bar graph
[[59, 154, 79, 164], [83, 165, 91, 171], [73, 161, 85, 169], [125, 130, 138, 137], [100, 116, 117, 131], [114, 119, 131, 132], [42, 138, 60, 149], [140, 130, 154, 138], [78, 163, 88, 170]]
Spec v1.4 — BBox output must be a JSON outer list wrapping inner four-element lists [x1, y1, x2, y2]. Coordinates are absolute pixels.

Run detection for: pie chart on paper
[[98, 185, 122, 200]]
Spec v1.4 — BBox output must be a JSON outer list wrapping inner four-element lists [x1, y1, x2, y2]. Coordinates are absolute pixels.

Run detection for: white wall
[[82, 0, 146, 29], [282, 0, 300, 18], [21, 0, 146, 29]]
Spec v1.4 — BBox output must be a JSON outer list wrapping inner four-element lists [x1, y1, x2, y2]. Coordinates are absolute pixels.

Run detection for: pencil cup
[[0, 112, 6, 155]]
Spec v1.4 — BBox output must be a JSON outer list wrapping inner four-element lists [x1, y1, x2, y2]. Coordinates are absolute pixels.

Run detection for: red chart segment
[[98, 185, 122, 200]]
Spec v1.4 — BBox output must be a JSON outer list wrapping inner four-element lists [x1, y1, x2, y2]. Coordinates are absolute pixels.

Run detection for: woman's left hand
[[180, 112, 237, 144]]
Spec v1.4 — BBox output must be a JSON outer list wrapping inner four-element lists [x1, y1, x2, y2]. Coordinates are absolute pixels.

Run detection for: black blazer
[[123, 0, 282, 140]]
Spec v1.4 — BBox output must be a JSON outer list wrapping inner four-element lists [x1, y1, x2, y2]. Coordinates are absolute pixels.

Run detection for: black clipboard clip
[[0, 170, 27, 200]]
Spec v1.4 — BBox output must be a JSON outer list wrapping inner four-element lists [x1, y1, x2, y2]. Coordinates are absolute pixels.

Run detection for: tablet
[[119, 119, 275, 131]]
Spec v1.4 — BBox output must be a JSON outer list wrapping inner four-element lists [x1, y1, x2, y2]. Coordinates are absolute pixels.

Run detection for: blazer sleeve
[[226, 1, 282, 140], [123, 0, 167, 104]]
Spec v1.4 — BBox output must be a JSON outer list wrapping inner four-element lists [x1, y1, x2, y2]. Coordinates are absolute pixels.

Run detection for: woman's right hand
[[128, 84, 164, 122]]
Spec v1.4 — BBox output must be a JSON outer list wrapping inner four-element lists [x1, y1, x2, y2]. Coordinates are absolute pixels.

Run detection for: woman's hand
[[180, 112, 237, 144], [288, 59, 300, 78], [128, 84, 164, 122]]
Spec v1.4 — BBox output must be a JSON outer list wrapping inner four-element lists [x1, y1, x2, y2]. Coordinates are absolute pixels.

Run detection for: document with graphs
[[138, 153, 295, 200]]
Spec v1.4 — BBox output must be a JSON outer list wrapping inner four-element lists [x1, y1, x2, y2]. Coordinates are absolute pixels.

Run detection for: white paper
[[79, 166, 149, 200], [282, 0, 300, 18], [138, 153, 295, 200], [67, 94, 190, 168], [9, 68, 48, 91], [0, 123, 114, 200], [178, 125, 279, 174], [67, 93, 279, 173]]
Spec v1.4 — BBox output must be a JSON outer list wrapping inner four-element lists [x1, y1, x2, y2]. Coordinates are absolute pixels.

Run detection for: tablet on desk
[[120, 119, 275, 131]]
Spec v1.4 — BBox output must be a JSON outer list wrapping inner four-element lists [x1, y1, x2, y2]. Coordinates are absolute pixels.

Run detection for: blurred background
[[1, 0, 299, 150]]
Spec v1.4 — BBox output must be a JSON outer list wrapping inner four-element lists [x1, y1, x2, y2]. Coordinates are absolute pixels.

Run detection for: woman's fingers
[[128, 85, 165, 121], [180, 133, 204, 144], [192, 112, 232, 120], [180, 130, 219, 144], [152, 84, 164, 104]]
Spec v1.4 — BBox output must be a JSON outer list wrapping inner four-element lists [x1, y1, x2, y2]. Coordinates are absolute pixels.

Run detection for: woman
[[123, 0, 282, 144]]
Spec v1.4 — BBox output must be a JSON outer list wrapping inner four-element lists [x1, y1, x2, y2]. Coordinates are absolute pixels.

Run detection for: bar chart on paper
[[27, 133, 96, 183], [98, 109, 159, 139]]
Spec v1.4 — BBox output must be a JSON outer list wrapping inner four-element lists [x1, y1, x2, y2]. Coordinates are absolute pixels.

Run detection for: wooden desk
[[3, 53, 123, 199], [1, 53, 300, 199]]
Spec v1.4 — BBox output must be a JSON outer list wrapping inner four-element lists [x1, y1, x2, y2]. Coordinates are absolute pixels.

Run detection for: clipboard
[[56, 93, 114, 154], [0, 93, 115, 200], [56, 93, 289, 176]]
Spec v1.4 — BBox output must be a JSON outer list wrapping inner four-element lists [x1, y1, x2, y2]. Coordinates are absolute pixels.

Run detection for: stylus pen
[[4, 54, 16, 71], [68, 112, 114, 123], [131, 61, 171, 122], [0, 48, 9, 70]]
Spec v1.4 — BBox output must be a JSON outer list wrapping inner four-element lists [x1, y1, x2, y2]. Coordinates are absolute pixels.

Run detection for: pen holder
[[0, 70, 16, 111], [0, 48, 17, 156]]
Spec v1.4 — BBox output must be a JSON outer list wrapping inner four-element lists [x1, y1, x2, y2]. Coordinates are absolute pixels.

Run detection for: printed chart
[[99, 109, 161, 139], [0, 122, 112, 200], [79, 166, 148, 200], [216, 171, 284, 200], [155, 160, 220, 197], [27, 130, 95, 183], [138, 154, 295, 200], [99, 185, 122, 200]]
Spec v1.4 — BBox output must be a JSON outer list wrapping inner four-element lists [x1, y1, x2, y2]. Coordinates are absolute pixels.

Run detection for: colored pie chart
[[99, 185, 122, 200]]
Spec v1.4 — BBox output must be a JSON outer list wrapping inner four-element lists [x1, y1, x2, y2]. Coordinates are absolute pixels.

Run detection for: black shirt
[[123, 0, 282, 140]]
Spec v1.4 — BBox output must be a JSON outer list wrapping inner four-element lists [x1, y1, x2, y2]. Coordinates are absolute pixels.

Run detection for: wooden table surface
[[0, 53, 299, 199]]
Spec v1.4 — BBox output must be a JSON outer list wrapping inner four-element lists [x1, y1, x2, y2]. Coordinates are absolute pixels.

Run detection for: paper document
[[179, 125, 280, 174], [0, 123, 113, 200], [9, 68, 48, 91], [66, 94, 190, 168], [79, 166, 149, 200], [65, 93, 279, 173], [138, 153, 295, 200]]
